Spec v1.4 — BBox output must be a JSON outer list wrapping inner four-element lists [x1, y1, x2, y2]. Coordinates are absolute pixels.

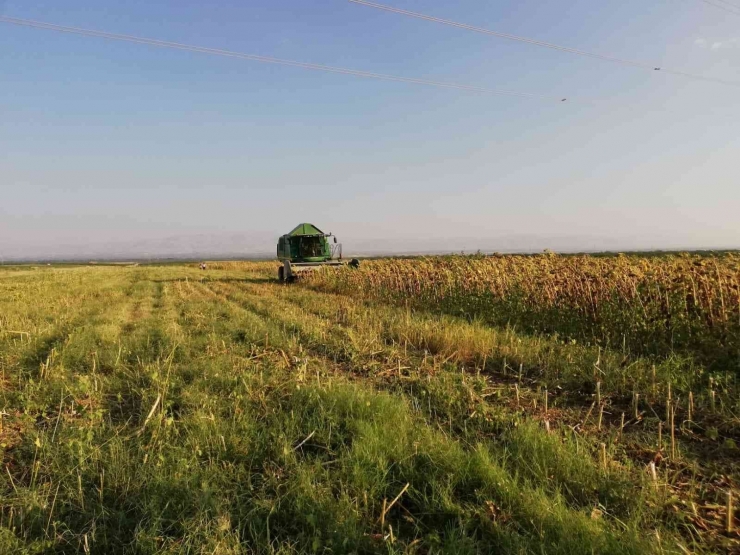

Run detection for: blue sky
[[1, 0, 739, 258]]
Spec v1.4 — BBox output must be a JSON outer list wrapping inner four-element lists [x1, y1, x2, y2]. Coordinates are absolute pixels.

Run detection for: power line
[[709, 0, 740, 10], [0, 15, 569, 101], [699, 0, 740, 15], [714, 0, 740, 7], [349, 0, 740, 87]]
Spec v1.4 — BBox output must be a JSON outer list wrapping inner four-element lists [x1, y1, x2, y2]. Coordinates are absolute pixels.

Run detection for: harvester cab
[[277, 223, 358, 282]]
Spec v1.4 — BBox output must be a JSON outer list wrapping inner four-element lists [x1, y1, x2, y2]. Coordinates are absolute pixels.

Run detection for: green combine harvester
[[277, 223, 359, 282]]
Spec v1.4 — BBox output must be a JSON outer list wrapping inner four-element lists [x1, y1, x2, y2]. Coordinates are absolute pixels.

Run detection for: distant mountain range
[[0, 232, 276, 262], [0, 231, 735, 263]]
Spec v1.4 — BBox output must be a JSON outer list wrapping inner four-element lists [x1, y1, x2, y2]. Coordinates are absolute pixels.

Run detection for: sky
[[1, 0, 739, 259]]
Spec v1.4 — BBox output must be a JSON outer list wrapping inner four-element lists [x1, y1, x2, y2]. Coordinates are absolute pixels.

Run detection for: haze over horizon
[[1, 228, 736, 262], [2, 0, 739, 259]]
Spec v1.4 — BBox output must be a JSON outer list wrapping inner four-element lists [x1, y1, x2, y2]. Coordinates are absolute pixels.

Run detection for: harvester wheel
[[350, 258, 360, 268], [278, 266, 285, 282]]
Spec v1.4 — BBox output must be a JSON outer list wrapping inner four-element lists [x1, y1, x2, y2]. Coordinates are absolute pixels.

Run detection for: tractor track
[[197, 280, 350, 365], [204, 281, 382, 368]]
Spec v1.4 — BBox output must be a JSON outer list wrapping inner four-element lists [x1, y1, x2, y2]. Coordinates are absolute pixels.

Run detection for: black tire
[[349, 258, 360, 268], [278, 266, 285, 282]]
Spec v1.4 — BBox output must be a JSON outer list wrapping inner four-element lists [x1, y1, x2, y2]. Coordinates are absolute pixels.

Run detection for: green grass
[[0, 263, 737, 554]]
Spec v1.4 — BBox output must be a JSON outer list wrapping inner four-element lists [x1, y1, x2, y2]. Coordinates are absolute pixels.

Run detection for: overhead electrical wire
[[699, 0, 740, 15], [349, 0, 740, 87], [714, 0, 740, 7], [0, 15, 569, 102]]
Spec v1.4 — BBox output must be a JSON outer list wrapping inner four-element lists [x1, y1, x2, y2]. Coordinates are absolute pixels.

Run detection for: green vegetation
[[1, 260, 738, 554]]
